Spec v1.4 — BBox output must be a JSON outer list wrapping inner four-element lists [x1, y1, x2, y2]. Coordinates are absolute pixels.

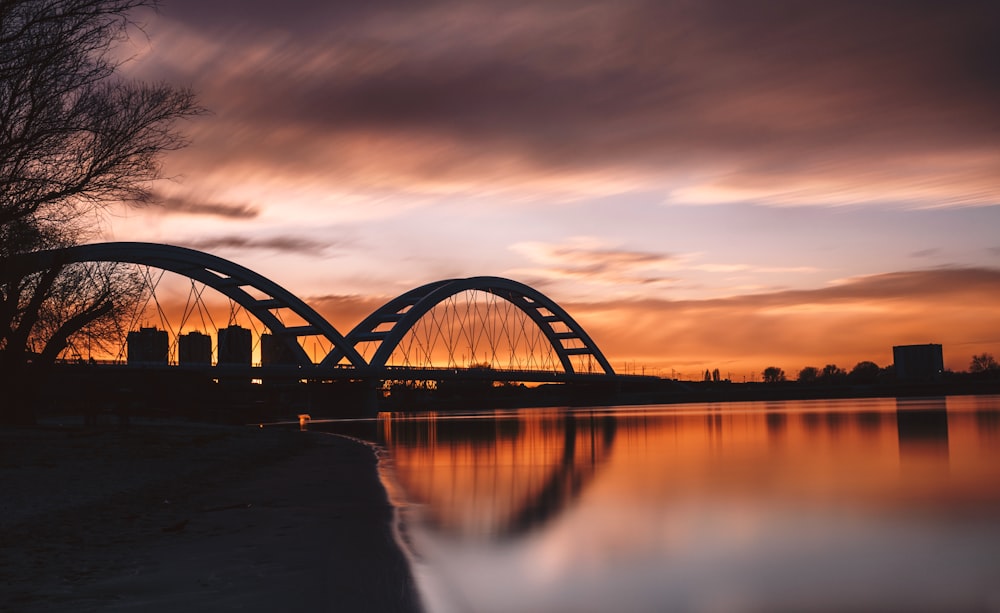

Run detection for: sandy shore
[[0, 420, 424, 612]]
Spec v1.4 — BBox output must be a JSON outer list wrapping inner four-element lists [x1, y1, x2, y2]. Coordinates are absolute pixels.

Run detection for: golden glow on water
[[380, 410, 613, 538], [376, 397, 1000, 612], [382, 399, 1000, 534]]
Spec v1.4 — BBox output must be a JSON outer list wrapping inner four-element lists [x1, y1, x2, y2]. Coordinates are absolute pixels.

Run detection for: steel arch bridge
[[4, 242, 617, 381]]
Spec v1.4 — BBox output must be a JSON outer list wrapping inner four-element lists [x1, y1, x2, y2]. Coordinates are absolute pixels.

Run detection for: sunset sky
[[106, 0, 1000, 379]]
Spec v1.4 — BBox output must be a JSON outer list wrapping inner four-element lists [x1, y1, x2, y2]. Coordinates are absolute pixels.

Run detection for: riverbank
[[0, 420, 423, 612]]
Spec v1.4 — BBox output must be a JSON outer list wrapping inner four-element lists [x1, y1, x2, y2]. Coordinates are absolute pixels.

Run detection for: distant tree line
[[757, 353, 1000, 385]]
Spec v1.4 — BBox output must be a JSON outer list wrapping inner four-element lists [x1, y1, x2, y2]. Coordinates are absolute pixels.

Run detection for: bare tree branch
[[0, 0, 202, 422]]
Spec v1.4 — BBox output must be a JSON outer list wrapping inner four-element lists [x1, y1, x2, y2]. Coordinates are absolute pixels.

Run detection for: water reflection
[[896, 397, 950, 459], [379, 410, 616, 540], [975, 399, 1000, 440], [377, 397, 1000, 612]]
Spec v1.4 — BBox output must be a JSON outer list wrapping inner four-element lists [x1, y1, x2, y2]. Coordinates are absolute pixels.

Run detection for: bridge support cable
[[176, 279, 219, 343]]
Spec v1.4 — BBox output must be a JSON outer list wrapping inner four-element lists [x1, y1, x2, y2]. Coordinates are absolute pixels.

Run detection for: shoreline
[[1, 420, 424, 612]]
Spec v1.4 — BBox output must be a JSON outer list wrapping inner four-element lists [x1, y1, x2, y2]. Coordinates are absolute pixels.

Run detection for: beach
[[0, 420, 424, 612]]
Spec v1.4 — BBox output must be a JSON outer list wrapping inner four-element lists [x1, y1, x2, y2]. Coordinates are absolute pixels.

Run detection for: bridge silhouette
[[13, 242, 623, 385]]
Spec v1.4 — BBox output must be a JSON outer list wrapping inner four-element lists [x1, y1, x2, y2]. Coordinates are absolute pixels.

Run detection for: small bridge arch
[[326, 276, 615, 376]]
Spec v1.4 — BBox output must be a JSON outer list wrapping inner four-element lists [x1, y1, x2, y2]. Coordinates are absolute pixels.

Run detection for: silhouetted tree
[[970, 353, 999, 375], [0, 0, 201, 233], [704, 369, 711, 382], [797, 366, 820, 383], [762, 366, 786, 383], [13, 261, 144, 363], [0, 0, 201, 423], [879, 364, 895, 381], [819, 364, 847, 384], [848, 361, 880, 384], [712, 368, 721, 382]]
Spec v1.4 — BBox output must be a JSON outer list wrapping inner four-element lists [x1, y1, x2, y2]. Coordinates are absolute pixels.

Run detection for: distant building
[[893, 344, 944, 382], [261, 333, 297, 366], [178, 331, 212, 365], [127, 327, 168, 365], [218, 325, 252, 365]]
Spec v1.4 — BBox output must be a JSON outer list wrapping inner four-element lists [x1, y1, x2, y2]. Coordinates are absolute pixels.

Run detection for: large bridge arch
[[3, 242, 367, 368], [327, 276, 615, 376]]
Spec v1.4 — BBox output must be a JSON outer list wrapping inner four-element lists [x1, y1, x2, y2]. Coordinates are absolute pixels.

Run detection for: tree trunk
[[37, 298, 114, 365]]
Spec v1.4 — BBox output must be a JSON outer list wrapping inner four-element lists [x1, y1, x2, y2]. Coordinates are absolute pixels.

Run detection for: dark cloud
[[158, 195, 259, 219], [746, 267, 1000, 306], [599, 267, 1000, 311], [158, 0, 428, 33], [181, 235, 334, 255], [159, 0, 1000, 191]]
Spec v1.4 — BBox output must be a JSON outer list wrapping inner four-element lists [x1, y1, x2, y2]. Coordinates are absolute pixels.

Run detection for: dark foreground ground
[[0, 420, 423, 612]]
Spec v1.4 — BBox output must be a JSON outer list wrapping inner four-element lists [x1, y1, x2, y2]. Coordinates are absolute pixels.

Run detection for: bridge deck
[[68, 362, 639, 383]]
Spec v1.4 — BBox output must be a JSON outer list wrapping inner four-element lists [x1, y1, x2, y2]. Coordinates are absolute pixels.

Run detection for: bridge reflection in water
[[373, 397, 1000, 613], [379, 409, 616, 540]]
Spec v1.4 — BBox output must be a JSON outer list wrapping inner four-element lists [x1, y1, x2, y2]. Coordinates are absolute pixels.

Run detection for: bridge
[[7, 242, 621, 385]]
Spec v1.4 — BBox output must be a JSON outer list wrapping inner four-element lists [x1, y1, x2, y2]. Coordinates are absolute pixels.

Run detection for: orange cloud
[[567, 268, 1000, 379]]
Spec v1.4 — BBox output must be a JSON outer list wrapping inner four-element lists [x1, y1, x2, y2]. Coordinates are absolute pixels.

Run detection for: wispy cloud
[[157, 195, 260, 219], [180, 235, 337, 256], [510, 238, 682, 287], [909, 248, 941, 259], [510, 238, 818, 293]]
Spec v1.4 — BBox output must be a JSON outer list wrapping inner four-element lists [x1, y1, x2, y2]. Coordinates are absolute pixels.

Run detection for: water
[[371, 396, 1000, 612]]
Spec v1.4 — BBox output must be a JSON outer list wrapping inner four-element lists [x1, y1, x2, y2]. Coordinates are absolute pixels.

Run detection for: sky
[[106, 0, 1000, 379]]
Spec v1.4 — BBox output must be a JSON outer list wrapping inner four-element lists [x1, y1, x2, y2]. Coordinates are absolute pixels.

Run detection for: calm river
[[370, 396, 1000, 612]]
